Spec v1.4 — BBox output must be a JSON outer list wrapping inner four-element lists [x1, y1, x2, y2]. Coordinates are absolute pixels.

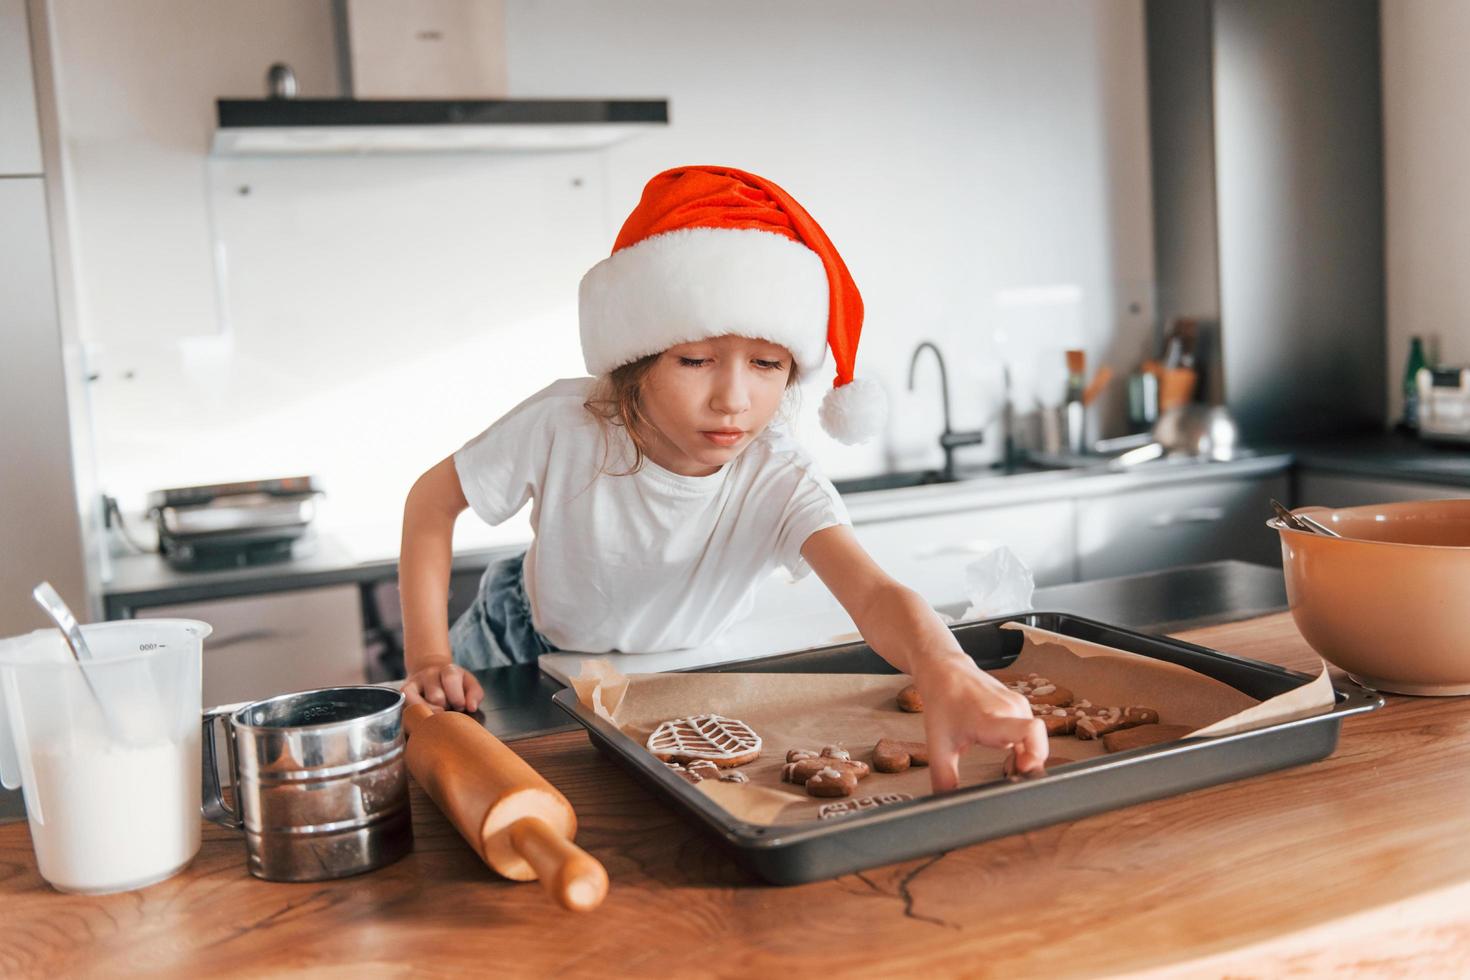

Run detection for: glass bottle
[[1402, 336, 1428, 430]]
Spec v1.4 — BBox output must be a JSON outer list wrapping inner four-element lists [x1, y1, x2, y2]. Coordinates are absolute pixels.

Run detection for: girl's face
[[637, 335, 795, 477]]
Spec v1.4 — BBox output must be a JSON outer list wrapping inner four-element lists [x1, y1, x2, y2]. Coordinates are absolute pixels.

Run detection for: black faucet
[[907, 341, 988, 482]]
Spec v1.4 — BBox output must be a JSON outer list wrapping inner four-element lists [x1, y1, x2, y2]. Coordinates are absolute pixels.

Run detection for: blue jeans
[[448, 554, 556, 669]]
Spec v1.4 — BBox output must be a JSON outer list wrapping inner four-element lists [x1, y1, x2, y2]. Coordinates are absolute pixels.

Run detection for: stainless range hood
[[212, 98, 669, 156], [212, 1, 668, 156], [1145, 0, 1384, 441]]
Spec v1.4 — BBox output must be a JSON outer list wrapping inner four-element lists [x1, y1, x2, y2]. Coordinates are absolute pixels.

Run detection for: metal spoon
[[32, 582, 122, 735], [1269, 499, 1342, 538], [1269, 498, 1310, 532], [32, 582, 96, 662], [1295, 511, 1342, 538]]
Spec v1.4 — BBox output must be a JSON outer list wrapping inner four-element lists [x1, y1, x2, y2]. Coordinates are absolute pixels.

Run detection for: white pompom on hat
[[578, 165, 886, 444]]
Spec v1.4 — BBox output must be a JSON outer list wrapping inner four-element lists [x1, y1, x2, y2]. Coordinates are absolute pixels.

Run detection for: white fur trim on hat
[[578, 227, 829, 377], [819, 376, 887, 445]]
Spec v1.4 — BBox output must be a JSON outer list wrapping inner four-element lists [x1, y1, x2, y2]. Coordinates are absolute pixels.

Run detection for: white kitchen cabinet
[[0, 0, 43, 175], [1296, 472, 1470, 509], [1076, 473, 1287, 581], [850, 500, 1076, 607], [140, 585, 366, 707]]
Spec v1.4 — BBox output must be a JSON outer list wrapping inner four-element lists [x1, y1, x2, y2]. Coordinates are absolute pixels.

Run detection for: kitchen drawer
[[849, 500, 1076, 606], [140, 584, 366, 707], [1076, 474, 1287, 580], [1296, 472, 1470, 509]]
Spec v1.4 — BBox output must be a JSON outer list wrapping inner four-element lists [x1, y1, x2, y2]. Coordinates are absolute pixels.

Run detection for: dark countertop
[[101, 536, 525, 618], [0, 559, 1287, 826], [1286, 428, 1470, 485]]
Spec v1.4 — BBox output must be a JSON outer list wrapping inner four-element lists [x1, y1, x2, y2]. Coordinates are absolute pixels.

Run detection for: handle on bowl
[[200, 706, 243, 830]]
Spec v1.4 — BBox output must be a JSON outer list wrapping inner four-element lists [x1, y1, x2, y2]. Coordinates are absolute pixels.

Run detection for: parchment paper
[[574, 624, 1335, 825]]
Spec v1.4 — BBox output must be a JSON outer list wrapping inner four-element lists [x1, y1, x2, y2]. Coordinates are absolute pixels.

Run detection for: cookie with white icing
[[1005, 673, 1074, 707], [782, 754, 871, 785], [805, 765, 858, 798], [1031, 701, 1110, 736], [1075, 706, 1161, 740], [647, 714, 762, 767]]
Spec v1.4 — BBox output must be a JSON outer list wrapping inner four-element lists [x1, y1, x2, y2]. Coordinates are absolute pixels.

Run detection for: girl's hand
[[402, 662, 484, 713], [912, 654, 1048, 792]]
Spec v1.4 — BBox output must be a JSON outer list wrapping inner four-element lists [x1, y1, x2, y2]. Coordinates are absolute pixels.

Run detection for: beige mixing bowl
[[1271, 498, 1470, 695]]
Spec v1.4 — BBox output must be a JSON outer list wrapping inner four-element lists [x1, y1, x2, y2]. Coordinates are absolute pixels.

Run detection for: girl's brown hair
[[583, 350, 800, 476]]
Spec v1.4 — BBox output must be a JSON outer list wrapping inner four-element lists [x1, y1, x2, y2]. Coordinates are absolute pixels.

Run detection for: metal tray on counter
[[551, 612, 1383, 885]]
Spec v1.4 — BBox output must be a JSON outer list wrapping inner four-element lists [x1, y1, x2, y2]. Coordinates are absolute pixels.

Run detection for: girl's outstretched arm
[[399, 456, 483, 712], [801, 525, 1047, 789]]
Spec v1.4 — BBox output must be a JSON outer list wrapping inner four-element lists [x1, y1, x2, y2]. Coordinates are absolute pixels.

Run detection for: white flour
[[25, 731, 200, 893]]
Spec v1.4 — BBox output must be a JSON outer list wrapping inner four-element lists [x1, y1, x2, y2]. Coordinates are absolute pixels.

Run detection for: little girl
[[399, 165, 1047, 787]]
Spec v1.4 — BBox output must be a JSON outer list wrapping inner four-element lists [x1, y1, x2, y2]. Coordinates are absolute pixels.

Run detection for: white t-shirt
[[453, 378, 849, 653]]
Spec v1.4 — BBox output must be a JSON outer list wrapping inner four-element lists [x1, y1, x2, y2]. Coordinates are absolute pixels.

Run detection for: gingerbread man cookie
[[1031, 700, 1109, 736], [787, 744, 852, 762], [805, 766, 859, 798], [1006, 673, 1074, 707], [782, 746, 871, 787]]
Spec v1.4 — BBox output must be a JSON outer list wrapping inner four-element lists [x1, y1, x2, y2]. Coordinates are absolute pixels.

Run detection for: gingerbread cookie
[[1074, 706, 1160, 741], [1101, 724, 1191, 753], [663, 762, 700, 784], [782, 754, 871, 786], [665, 759, 753, 785], [647, 714, 762, 767], [871, 737, 929, 774], [791, 745, 863, 764], [805, 765, 858, 798], [686, 760, 720, 781], [1006, 673, 1073, 707], [1033, 706, 1076, 736], [1032, 701, 1109, 736], [896, 684, 924, 713], [818, 793, 914, 820]]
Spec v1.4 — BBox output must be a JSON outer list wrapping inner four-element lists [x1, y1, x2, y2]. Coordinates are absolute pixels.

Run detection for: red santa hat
[[578, 165, 886, 444]]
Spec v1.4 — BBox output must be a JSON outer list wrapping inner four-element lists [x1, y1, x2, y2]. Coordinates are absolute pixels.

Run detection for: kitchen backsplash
[[49, 0, 1155, 557]]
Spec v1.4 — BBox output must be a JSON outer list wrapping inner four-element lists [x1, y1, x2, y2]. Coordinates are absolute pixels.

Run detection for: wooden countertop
[[3, 613, 1468, 978]]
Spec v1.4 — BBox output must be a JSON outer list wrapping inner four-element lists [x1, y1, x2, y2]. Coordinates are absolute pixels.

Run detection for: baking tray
[[551, 612, 1383, 885]]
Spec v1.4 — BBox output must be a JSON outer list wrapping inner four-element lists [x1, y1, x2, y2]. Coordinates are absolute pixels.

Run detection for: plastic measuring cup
[[0, 619, 211, 894]]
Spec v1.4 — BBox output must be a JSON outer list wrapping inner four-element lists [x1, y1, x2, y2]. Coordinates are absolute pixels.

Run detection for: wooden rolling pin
[[403, 703, 609, 912]]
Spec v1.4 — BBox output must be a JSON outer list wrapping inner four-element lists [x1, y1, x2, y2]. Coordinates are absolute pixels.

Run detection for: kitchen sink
[[832, 459, 1072, 495], [829, 449, 1271, 496]]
